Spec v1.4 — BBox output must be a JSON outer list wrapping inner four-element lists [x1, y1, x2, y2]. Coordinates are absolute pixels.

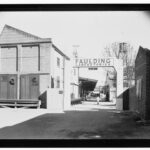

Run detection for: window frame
[[57, 57, 60, 68], [136, 76, 143, 100]]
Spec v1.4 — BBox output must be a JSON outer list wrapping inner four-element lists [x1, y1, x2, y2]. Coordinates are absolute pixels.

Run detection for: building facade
[[135, 46, 150, 121], [0, 25, 70, 111]]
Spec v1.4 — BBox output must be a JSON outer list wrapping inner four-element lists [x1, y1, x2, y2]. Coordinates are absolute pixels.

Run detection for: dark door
[[20, 75, 30, 99], [30, 75, 39, 99], [0, 75, 17, 99], [20, 75, 39, 99], [0, 75, 8, 99], [8, 75, 17, 99]]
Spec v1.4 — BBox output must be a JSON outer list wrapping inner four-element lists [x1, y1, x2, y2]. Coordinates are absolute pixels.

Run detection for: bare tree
[[104, 42, 120, 58], [103, 42, 137, 88]]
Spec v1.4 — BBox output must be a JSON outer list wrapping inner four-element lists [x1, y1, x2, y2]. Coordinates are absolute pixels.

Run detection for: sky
[[0, 11, 150, 84]]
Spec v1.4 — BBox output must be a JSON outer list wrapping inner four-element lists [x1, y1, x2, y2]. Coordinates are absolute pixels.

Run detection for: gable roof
[[0, 24, 51, 44], [0, 24, 70, 60]]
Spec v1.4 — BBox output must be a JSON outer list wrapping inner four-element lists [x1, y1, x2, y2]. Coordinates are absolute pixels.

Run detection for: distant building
[[0, 24, 70, 110], [79, 77, 97, 98], [135, 46, 150, 121], [105, 71, 117, 102]]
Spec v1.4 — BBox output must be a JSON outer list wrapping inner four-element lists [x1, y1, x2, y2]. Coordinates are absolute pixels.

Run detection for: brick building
[[135, 46, 150, 121], [0, 24, 70, 111]]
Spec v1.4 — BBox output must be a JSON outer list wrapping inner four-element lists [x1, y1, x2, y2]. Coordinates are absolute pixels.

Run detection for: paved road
[[0, 101, 149, 139], [71, 101, 116, 111]]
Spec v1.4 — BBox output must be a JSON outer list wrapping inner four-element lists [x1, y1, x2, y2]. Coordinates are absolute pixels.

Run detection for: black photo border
[[0, 3, 150, 148]]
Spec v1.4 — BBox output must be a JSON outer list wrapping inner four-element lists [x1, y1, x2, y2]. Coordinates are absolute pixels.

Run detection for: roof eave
[[0, 39, 52, 46], [52, 44, 70, 60]]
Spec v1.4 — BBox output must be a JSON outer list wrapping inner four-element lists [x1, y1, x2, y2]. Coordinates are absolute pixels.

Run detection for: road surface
[[0, 101, 149, 139]]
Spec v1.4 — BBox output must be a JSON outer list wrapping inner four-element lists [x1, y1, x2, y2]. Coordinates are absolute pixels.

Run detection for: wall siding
[[0, 47, 17, 72], [0, 25, 41, 44], [21, 46, 39, 72], [40, 43, 51, 73], [135, 48, 147, 120], [145, 53, 150, 120]]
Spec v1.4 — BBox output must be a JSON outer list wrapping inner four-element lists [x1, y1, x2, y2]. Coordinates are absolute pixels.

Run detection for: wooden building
[[0, 24, 70, 110], [135, 46, 150, 121]]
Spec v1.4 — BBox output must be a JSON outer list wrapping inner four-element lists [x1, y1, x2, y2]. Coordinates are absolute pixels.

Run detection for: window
[[57, 57, 60, 67], [56, 76, 60, 88], [136, 78, 142, 100], [51, 76, 54, 88]]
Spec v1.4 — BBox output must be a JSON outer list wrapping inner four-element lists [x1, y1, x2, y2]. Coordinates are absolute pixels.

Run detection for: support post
[[114, 59, 123, 110]]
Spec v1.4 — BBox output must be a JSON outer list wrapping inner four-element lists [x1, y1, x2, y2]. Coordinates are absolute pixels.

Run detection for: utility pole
[[73, 45, 80, 98]]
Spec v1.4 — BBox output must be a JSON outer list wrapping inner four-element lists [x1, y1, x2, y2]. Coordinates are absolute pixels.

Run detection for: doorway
[[0, 75, 17, 99], [20, 74, 39, 99]]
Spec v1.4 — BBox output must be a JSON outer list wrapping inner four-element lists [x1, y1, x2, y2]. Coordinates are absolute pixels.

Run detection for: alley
[[0, 102, 149, 139]]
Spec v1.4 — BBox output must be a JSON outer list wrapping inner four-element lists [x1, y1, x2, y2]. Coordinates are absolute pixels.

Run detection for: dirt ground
[[0, 101, 150, 139]]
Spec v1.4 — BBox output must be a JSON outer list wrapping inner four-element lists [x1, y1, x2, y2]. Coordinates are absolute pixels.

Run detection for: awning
[[79, 77, 98, 91]]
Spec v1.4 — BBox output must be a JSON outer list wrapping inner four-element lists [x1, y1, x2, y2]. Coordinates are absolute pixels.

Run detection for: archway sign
[[73, 57, 123, 110]]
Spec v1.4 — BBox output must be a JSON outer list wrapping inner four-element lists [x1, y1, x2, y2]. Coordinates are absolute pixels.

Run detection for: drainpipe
[[17, 45, 21, 100]]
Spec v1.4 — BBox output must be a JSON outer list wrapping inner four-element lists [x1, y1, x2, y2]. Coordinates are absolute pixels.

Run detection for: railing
[[0, 99, 41, 109]]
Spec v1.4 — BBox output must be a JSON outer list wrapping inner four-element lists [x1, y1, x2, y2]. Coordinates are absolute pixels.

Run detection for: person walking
[[96, 94, 100, 105]]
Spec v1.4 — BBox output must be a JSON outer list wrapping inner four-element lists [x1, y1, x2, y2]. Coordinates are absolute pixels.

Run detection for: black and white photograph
[[0, 3, 150, 147]]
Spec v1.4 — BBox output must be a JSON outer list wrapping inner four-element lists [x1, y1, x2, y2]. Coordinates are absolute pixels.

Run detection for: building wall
[[129, 86, 137, 112], [70, 83, 79, 99], [22, 46, 39, 72], [0, 47, 17, 72], [135, 48, 147, 120], [0, 43, 51, 106], [0, 43, 51, 74], [0, 25, 70, 111], [51, 46, 64, 91], [145, 53, 150, 120], [47, 46, 67, 111], [40, 43, 51, 73]]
